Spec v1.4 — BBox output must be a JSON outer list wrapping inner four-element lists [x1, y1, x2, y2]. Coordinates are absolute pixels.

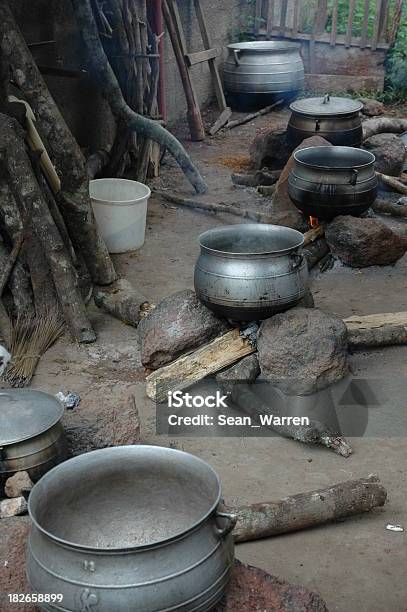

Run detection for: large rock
[[250, 129, 293, 170], [4, 471, 33, 498], [138, 290, 229, 369], [0, 496, 27, 518], [363, 133, 406, 176], [359, 97, 384, 117], [257, 308, 349, 395], [215, 560, 329, 611], [271, 136, 333, 230], [326, 216, 407, 267]]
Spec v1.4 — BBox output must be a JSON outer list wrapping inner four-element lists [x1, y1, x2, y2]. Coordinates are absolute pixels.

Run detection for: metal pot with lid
[[287, 94, 363, 147], [0, 389, 68, 484]]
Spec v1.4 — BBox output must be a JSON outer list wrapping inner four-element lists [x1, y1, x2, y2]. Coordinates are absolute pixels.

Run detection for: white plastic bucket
[[89, 178, 151, 254]]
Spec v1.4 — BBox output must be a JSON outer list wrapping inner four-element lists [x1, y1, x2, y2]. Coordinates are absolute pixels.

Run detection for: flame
[[308, 216, 319, 229]]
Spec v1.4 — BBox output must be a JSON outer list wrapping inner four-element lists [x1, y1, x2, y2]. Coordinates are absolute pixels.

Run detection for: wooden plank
[[209, 107, 232, 136], [186, 48, 218, 66], [360, 0, 371, 49], [279, 0, 288, 36], [330, 0, 339, 46], [267, 0, 275, 37], [254, 0, 263, 34], [344, 311, 407, 330], [372, 0, 383, 50], [346, 0, 356, 48], [292, 0, 300, 36], [263, 28, 390, 49], [146, 328, 257, 403], [193, 0, 227, 110]]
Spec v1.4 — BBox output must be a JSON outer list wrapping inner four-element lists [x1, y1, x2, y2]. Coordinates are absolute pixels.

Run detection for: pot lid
[[0, 390, 64, 446], [290, 94, 363, 116]]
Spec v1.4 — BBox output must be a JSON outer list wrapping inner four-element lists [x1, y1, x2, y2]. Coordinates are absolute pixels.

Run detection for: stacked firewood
[[0, 1, 206, 384]]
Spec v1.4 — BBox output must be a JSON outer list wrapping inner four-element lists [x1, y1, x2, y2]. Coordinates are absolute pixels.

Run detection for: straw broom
[[4, 307, 64, 387]]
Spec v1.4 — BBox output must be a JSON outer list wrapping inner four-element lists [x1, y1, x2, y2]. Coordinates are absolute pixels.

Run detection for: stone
[[0, 496, 27, 518], [363, 133, 406, 176], [4, 471, 33, 498], [271, 136, 333, 231], [257, 307, 349, 396], [138, 290, 229, 370], [249, 129, 293, 170], [359, 97, 385, 117], [215, 560, 329, 611], [326, 216, 407, 268]]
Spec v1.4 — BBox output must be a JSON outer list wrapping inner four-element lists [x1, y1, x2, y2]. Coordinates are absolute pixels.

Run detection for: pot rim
[[198, 224, 304, 257], [28, 445, 223, 552], [228, 41, 301, 52], [293, 146, 376, 170]]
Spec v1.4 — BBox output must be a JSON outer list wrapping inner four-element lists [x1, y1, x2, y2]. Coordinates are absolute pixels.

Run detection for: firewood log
[[229, 475, 387, 542], [372, 198, 407, 218], [345, 311, 407, 349], [0, 2, 117, 286], [0, 114, 95, 343], [376, 172, 407, 195], [0, 239, 34, 318]]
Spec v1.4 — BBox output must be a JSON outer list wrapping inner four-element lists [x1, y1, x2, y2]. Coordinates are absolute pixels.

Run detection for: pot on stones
[[287, 95, 363, 147], [223, 41, 304, 100], [0, 390, 68, 486], [288, 146, 378, 220], [27, 445, 236, 612], [194, 224, 309, 322]]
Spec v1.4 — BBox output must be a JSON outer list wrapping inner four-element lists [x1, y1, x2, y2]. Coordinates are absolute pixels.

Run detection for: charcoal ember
[[4, 471, 33, 498], [359, 97, 385, 117], [257, 307, 348, 396], [138, 290, 229, 370], [363, 133, 406, 176], [216, 354, 260, 391], [249, 129, 293, 170], [271, 136, 332, 231], [326, 216, 407, 267], [215, 560, 329, 612], [0, 496, 27, 518]]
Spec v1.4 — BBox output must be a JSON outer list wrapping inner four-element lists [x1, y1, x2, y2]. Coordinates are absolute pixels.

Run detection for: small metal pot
[[224, 41, 304, 98], [194, 224, 309, 321], [0, 390, 68, 484], [288, 146, 378, 220], [287, 94, 363, 147], [27, 446, 236, 612]]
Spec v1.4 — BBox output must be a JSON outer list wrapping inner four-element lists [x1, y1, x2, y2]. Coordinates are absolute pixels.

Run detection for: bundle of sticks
[[0, 1, 205, 385]]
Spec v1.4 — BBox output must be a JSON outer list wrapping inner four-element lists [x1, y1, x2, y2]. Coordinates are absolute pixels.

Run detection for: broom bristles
[[3, 307, 64, 387]]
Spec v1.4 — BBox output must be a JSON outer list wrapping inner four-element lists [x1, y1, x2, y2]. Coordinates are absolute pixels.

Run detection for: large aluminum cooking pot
[[194, 224, 309, 321], [0, 390, 67, 485], [287, 94, 363, 147], [27, 446, 236, 612], [288, 146, 378, 220], [224, 41, 304, 98]]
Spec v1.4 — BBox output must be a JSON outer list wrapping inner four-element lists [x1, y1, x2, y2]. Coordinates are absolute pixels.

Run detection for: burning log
[[230, 475, 387, 543], [227, 383, 352, 458]]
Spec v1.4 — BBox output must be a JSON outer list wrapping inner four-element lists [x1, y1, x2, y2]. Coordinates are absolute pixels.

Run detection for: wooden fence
[[253, 0, 403, 50]]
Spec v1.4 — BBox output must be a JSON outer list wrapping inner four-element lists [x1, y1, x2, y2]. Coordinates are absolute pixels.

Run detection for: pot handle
[[349, 168, 359, 186], [290, 253, 304, 270], [214, 511, 237, 538], [233, 49, 241, 66], [315, 118, 320, 132], [323, 93, 330, 104]]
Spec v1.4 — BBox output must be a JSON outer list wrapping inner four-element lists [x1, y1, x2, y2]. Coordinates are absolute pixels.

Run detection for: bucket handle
[[233, 49, 241, 66], [214, 511, 237, 538]]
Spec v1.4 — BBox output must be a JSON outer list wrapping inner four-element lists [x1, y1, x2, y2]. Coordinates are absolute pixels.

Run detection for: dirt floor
[[1, 106, 407, 612]]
